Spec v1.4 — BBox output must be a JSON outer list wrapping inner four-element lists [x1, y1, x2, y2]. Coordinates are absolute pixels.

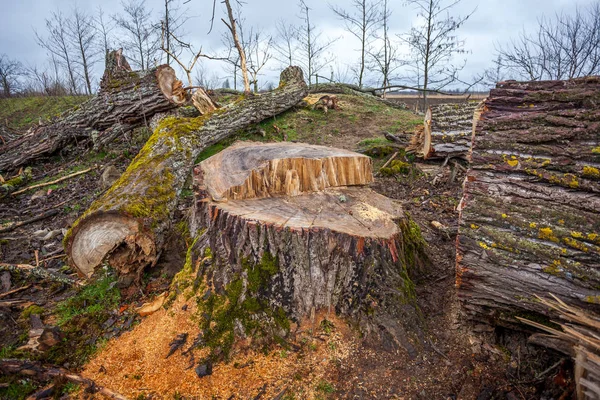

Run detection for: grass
[[45, 271, 120, 367], [0, 96, 91, 130]]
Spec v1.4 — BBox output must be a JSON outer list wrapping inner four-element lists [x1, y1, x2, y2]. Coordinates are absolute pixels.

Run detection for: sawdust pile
[[83, 293, 357, 399]]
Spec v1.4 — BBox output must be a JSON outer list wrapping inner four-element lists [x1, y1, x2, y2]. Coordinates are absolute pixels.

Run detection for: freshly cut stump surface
[[197, 141, 373, 202], [192, 142, 425, 358]]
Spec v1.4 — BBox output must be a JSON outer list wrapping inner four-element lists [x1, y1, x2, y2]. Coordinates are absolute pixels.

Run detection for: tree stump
[[408, 102, 482, 160], [457, 77, 600, 326], [191, 142, 426, 359], [65, 67, 308, 282]]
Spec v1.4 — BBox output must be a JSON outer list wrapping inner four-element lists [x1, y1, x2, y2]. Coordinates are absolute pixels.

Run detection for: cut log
[[190, 142, 426, 359], [456, 77, 600, 326], [65, 66, 308, 281], [408, 102, 482, 160], [0, 50, 187, 172]]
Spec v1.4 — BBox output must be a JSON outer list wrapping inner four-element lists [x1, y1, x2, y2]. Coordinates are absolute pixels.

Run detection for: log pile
[[65, 66, 308, 282], [0, 50, 186, 172], [191, 142, 426, 357], [408, 102, 482, 160], [456, 77, 600, 326]]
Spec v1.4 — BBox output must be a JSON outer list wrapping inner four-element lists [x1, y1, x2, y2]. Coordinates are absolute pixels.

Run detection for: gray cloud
[[0, 0, 593, 90]]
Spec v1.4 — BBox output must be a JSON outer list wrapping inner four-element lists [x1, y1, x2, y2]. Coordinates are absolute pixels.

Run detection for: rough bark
[[65, 66, 308, 281], [457, 77, 600, 326], [190, 142, 426, 358], [408, 102, 482, 160], [307, 83, 408, 110], [0, 50, 186, 173]]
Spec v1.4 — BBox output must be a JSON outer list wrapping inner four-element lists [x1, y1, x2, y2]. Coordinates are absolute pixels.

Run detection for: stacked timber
[[457, 77, 600, 325], [408, 102, 482, 160], [191, 142, 426, 356]]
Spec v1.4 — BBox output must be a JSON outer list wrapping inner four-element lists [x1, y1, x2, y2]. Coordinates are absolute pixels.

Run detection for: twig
[[0, 284, 32, 299], [0, 263, 82, 287], [0, 359, 128, 400], [0, 209, 59, 234], [376, 151, 399, 177], [12, 168, 93, 196], [0, 299, 27, 308]]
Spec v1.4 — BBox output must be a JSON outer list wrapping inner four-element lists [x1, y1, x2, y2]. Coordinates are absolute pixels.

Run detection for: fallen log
[[0, 50, 187, 172], [408, 102, 482, 160], [191, 142, 426, 359], [456, 77, 600, 326], [0, 359, 127, 400], [65, 66, 308, 281]]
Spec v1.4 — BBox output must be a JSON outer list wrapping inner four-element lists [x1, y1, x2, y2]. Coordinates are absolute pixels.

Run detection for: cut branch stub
[[65, 66, 308, 281], [196, 141, 373, 202], [192, 142, 425, 357], [457, 76, 600, 326], [408, 102, 482, 160]]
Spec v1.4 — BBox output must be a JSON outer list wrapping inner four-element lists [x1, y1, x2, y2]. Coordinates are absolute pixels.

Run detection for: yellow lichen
[[470, 224, 479, 229], [501, 213, 508, 219], [563, 237, 589, 252], [583, 165, 600, 178], [478, 241, 490, 250], [592, 146, 600, 154], [538, 227, 559, 243], [507, 159, 519, 167], [588, 233, 598, 241], [558, 220, 564, 225], [571, 231, 584, 239], [529, 222, 537, 228]]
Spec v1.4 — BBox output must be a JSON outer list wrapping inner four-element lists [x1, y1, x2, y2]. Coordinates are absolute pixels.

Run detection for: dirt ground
[[0, 94, 571, 399]]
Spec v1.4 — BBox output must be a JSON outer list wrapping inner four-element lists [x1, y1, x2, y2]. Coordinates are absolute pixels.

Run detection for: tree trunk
[[457, 77, 600, 326], [408, 102, 482, 160], [190, 141, 426, 359], [64, 66, 308, 282], [0, 50, 186, 173]]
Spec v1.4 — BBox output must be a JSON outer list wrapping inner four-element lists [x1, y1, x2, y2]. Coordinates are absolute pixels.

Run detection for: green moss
[[197, 252, 289, 362], [46, 272, 120, 367], [20, 304, 44, 319], [592, 146, 600, 154], [380, 160, 411, 176], [1, 167, 32, 193]]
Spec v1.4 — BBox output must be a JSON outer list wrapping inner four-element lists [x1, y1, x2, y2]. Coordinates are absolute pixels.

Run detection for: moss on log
[[64, 66, 308, 282], [190, 142, 427, 360], [457, 77, 600, 326]]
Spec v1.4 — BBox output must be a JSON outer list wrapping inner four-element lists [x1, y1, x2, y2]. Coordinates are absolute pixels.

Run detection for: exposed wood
[[11, 168, 92, 196], [191, 142, 426, 357], [0, 209, 59, 234], [313, 95, 340, 113], [0, 359, 128, 400], [65, 66, 308, 282], [408, 102, 482, 160], [191, 88, 218, 115], [456, 77, 600, 326], [0, 50, 187, 173], [197, 141, 373, 202], [307, 83, 408, 110]]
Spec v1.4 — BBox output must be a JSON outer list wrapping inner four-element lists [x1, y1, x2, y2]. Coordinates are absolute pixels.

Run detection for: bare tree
[[94, 7, 115, 58], [331, 0, 381, 88], [0, 55, 24, 97], [113, 0, 160, 70], [297, 0, 338, 85], [273, 20, 298, 67], [222, 0, 251, 93], [160, 21, 203, 86], [162, 0, 190, 66], [496, 2, 600, 80], [367, 0, 403, 96], [245, 30, 273, 92], [401, 0, 475, 109], [36, 11, 79, 94], [68, 8, 98, 95]]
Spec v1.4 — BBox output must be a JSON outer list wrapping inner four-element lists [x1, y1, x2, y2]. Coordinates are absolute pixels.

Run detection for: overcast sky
[[0, 0, 593, 91]]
